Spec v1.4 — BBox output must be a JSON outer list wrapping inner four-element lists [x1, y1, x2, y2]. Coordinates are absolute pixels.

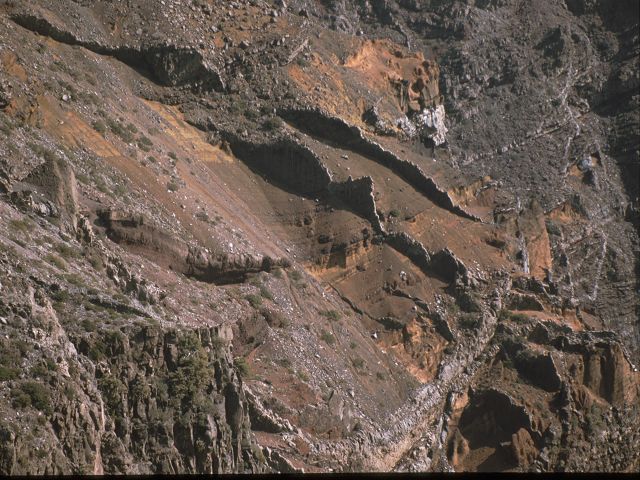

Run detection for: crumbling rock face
[[0, 273, 261, 474], [186, 247, 287, 286], [10, 13, 224, 92], [414, 104, 448, 147], [11, 153, 78, 232], [0, 0, 638, 475], [329, 176, 383, 233], [280, 107, 477, 219], [227, 135, 332, 196]]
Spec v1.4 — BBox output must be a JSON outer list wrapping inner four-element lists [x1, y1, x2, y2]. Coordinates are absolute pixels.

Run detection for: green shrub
[[261, 308, 289, 328], [259, 286, 273, 301], [98, 375, 126, 412], [510, 313, 529, 322], [106, 118, 135, 142], [0, 365, 19, 381], [55, 243, 79, 259], [8, 219, 33, 234], [389, 209, 400, 218], [287, 270, 303, 282], [234, 357, 250, 377], [320, 310, 341, 321], [195, 210, 209, 222], [45, 254, 67, 270], [12, 381, 52, 414], [167, 180, 180, 192], [167, 333, 211, 404], [352, 358, 365, 369], [245, 294, 262, 308], [262, 116, 283, 131], [498, 310, 529, 323], [92, 120, 106, 135], [320, 330, 335, 345], [458, 314, 480, 330]]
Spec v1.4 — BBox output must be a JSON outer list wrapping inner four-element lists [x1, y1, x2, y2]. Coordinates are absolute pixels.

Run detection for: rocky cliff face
[[0, 0, 637, 474]]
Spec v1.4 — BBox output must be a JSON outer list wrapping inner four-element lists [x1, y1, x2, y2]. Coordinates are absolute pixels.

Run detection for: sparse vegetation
[[259, 286, 273, 301], [320, 329, 335, 345], [91, 120, 107, 136], [11, 381, 53, 415], [167, 180, 180, 192], [245, 294, 263, 308], [262, 116, 283, 131], [261, 307, 289, 328], [320, 310, 341, 321], [106, 118, 135, 142], [45, 253, 67, 270], [458, 313, 480, 330], [0, 365, 19, 381], [498, 310, 529, 323], [8, 218, 33, 234], [234, 357, 250, 377], [195, 210, 209, 222], [137, 135, 153, 151], [288, 270, 303, 282], [55, 242, 79, 260]]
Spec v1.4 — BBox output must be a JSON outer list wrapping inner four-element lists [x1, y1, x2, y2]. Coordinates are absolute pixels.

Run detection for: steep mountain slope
[[0, 0, 637, 474]]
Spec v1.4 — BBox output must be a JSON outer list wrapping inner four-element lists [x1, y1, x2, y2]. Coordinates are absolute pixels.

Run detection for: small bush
[[12, 381, 52, 414], [498, 310, 529, 323], [389, 209, 400, 218], [245, 294, 262, 308], [195, 210, 209, 222], [510, 312, 529, 322], [166, 180, 180, 192], [55, 243, 79, 259], [244, 108, 260, 120], [349, 341, 357, 349], [92, 120, 107, 134], [261, 307, 289, 328], [86, 251, 104, 271], [106, 118, 134, 143], [287, 270, 303, 282], [352, 358, 365, 369], [45, 253, 67, 270], [320, 330, 335, 345], [262, 116, 283, 131], [168, 151, 177, 160], [259, 286, 273, 301], [0, 365, 19, 381], [8, 218, 33, 234], [65, 273, 86, 288], [137, 134, 153, 151], [320, 310, 341, 321], [458, 314, 480, 330], [234, 357, 250, 377]]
